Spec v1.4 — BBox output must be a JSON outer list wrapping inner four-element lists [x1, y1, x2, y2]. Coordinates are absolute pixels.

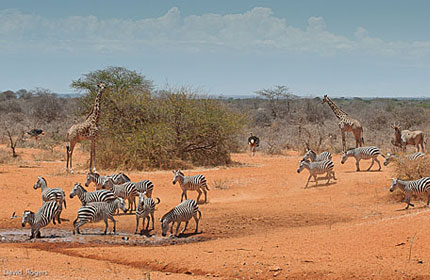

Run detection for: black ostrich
[[27, 129, 45, 140], [248, 133, 260, 156]]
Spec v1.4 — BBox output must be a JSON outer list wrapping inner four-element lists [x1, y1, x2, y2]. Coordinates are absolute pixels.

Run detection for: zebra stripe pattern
[[21, 201, 60, 239], [134, 179, 154, 197], [33, 176, 66, 223], [70, 183, 116, 206], [390, 177, 430, 209], [383, 152, 425, 166], [135, 193, 160, 234], [172, 170, 209, 203], [85, 172, 131, 189], [73, 198, 127, 235], [341, 146, 382, 171], [297, 159, 336, 188], [102, 178, 139, 212], [160, 199, 201, 237], [302, 149, 332, 162]]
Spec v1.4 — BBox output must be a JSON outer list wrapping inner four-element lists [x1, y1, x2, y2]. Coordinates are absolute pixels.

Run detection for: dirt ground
[[1, 146, 430, 279]]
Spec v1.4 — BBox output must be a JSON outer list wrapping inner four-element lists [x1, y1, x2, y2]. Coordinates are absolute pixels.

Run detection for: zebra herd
[[21, 170, 208, 239], [298, 146, 430, 210]]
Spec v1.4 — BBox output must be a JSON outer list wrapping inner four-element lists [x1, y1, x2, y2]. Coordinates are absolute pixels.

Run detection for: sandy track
[[1, 147, 430, 279]]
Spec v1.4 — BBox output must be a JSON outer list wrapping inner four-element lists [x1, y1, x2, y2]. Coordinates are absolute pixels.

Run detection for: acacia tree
[[71, 67, 245, 170], [255, 85, 296, 119]]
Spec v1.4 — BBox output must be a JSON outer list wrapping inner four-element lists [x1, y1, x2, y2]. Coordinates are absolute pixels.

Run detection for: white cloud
[[1, 7, 430, 59]]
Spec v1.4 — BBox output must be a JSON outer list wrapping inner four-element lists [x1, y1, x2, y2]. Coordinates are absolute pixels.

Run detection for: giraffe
[[66, 82, 106, 174], [321, 94, 364, 151]]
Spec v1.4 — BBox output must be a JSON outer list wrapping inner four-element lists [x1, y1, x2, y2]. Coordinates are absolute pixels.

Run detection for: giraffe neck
[[87, 86, 104, 124], [325, 97, 348, 119]]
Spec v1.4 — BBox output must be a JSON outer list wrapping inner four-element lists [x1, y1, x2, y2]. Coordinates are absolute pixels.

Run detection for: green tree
[[71, 67, 245, 170]]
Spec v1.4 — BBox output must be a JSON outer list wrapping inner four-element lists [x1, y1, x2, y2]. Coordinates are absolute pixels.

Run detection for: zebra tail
[[63, 197, 67, 209], [155, 197, 161, 205], [197, 209, 202, 220], [73, 217, 78, 226], [362, 137, 365, 145]]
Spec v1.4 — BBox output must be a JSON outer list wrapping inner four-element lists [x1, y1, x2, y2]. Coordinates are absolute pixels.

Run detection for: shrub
[[72, 67, 245, 170]]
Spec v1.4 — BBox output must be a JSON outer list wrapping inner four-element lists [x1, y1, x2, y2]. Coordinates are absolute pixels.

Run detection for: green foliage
[[72, 67, 245, 170]]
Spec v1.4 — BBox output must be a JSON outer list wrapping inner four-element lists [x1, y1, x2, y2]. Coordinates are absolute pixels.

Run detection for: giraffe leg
[[68, 140, 77, 174], [91, 138, 97, 173], [341, 131, 346, 152]]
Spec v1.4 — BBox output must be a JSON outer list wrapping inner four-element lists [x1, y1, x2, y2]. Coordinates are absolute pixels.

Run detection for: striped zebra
[[297, 159, 336, 188], [70, 182, 116, 206], [102, 178, 139, 212], [341, 146, 382, 171], [73, 197, 127, 235], [172, 170, 209, 203], [33, 176, 66, 223], [134, 179, 154, 197], [21, 201, 60, 239], [135, 193, 160, 234], [302, 149, 332, 162], [383, 152, 425, 166], [160, 199, 201, 237], [390, 177, 430, 209], [85, 172, 130, 189]]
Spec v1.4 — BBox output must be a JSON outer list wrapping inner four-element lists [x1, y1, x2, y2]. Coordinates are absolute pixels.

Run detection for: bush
[[72, 67, 245, 170], [393, 156, 430, 180]]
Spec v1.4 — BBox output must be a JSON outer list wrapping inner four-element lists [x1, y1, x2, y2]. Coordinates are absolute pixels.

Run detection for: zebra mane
[[119, 172, 131, 181], [161, 208, 175, 221], [76, 183, 87, 193]]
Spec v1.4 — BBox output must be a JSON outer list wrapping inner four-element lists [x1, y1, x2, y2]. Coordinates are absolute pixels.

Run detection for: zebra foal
[[389, 177, 430, 209], [341, 146, 382, 171], [172, 170, 209, 203], [70, 183, 115, 206], [73, 198, 127, 235], [33, 176, 66, 223], [135, 193, 160, 234], [21, 201, 60, 239], [302, 149, 332, 162], [160, 199, 201, 237], [297, 159, 336, 188]]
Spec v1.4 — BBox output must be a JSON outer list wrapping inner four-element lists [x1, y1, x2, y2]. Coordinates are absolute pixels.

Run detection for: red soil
[[0, 146, 430, 279]]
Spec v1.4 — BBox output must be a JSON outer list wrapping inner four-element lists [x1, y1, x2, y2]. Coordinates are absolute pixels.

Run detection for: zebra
[[135, 193, 160, 234], [73, 197, 127, 235], [85, 172, 130, 190], [134, 179, 154, 197], [160, 199, 201, 237], [389, 177, 430, 209], [102, 178, 138, 212], [172, 170, 209, 203], [302, 149, 332, 162], [297, 159, 336, 188], [383, 152, 425, 166], [341, 146, 382, 171], [69, 182, 116, 206], [33, 176, 66, 223], [21, 201, 61, 239]]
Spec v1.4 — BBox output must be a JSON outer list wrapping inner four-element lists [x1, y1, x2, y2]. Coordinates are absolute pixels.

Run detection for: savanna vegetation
[[2, 66, 430, 174]]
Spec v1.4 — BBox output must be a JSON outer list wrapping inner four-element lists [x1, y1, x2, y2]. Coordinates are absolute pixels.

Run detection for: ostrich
[[248, 133, 260, 156]]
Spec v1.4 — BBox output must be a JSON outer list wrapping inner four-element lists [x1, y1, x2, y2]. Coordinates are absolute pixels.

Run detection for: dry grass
[[212, 179, 230, 190]]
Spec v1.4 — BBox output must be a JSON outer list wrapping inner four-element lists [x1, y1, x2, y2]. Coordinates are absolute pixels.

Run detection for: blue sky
[[1, 0, 430, 97]]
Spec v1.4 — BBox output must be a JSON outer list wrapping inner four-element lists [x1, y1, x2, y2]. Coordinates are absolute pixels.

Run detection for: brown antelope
[[391, 123, 424, 152]]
